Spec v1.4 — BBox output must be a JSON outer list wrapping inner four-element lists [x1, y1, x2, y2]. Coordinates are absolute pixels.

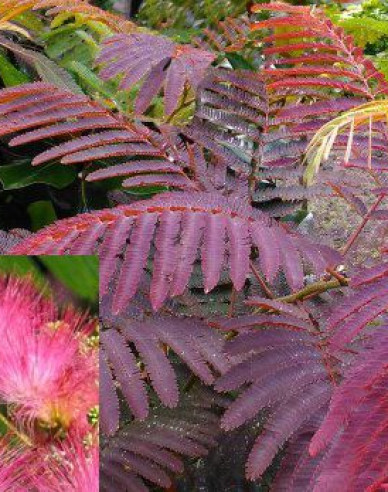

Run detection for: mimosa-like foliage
[[0, 1, 386, 490]]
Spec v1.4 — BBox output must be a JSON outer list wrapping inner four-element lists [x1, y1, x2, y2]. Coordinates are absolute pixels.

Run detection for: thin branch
[[250, 261, 275, 299], [165, 96, 196, 124], [341, 193, 385, 256], [277, 278, 349, 304], [326, 267, 348, 285]]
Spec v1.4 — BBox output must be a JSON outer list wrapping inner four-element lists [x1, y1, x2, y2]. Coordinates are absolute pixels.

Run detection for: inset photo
[[0, 256, 98, 491]]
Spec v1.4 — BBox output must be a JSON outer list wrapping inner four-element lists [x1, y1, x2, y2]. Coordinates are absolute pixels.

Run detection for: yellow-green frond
[[304, 100, 388, 184]]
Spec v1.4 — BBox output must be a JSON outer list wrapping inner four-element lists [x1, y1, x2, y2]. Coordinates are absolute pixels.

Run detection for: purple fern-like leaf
[[96, 33, 215, 116], [11, 192, 338, 312], [0, 82, 197, 191], [100, 316, 228, 435], [100, 387, 226, 491]]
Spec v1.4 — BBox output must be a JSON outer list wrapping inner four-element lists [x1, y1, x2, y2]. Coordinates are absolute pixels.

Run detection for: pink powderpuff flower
[[64, 442, 99, 492], [0, 444, 28, 491], [46, 434, 99, 492], [0, 443, 53, 492], [9, 432, 100, 492], [0, 275, 98, 434], [0, 275, 54, 338], [0, 440, 94, 492]]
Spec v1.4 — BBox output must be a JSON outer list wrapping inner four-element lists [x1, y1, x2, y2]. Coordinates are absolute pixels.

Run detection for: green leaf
[[0, 37, 84, 95], [0, 410, 7, 437], [225, 53, 255, 71], [281, 209, 309, 225], [42, 22, 81, 41], [0, 256, 99, 305], [0, 161, 77, 190], [0, 256, 45, 285], [45, 31, 80, 59], [339, 16, 388, 47], [15, 11, 45, 33], [74, 29, 100, 51], [83, 19, 113, 38], [0, 52, 30, 86], [164, 28, 201, 43], [69, 60, 116, 100], [24, 52, 84, 95], [39, 256, 99, 302], [27, 201, 57, 232], [124, 185, 168, 197]]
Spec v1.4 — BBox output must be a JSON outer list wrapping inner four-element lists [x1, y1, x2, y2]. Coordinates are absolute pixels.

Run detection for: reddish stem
[[341, 193, 385, 256], [326, 267, 348, 285], [250, 262, 275, 299]]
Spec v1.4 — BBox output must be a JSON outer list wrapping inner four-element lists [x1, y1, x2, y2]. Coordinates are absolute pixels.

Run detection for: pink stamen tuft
[[0, 276, 98, 431]]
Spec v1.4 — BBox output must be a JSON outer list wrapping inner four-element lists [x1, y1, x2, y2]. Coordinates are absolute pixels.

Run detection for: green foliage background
[[137, 0, 388, 78], [0, 256, 99, 307]]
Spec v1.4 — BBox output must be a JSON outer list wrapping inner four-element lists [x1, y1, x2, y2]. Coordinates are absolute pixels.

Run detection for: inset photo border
[[0, 256, 98, 491]]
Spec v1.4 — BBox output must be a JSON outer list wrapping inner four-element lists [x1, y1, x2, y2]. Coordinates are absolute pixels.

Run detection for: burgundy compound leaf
[[96, 33, 215, 116], [10, 192, 337, 312], [100, 316, 229, 433]]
